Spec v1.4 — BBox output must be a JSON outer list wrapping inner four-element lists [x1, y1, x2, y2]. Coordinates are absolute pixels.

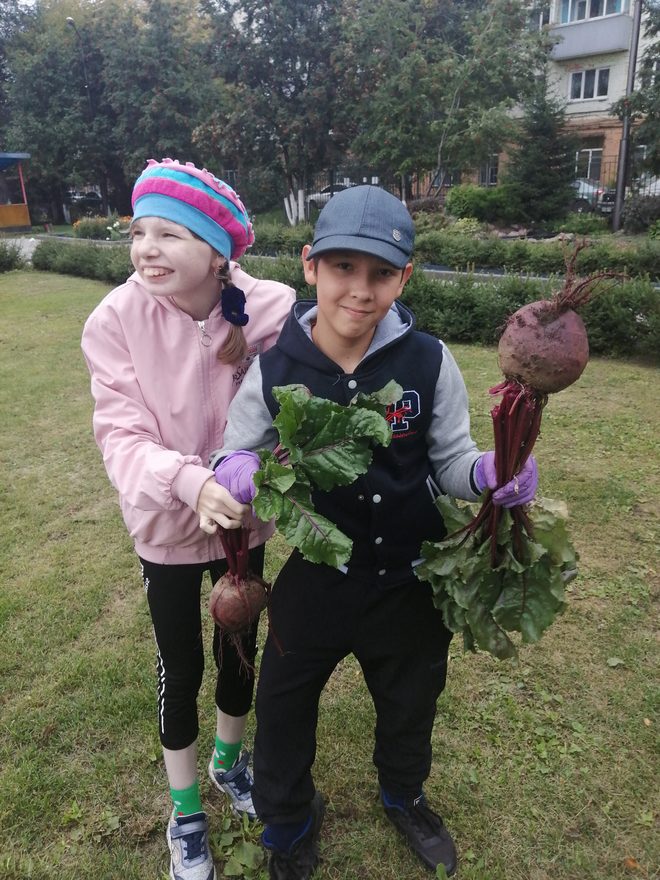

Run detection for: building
[[543, 0, 649, 189]]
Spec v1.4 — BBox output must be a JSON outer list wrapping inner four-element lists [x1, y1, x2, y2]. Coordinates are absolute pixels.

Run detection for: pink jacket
[[81, 264, 295, 564]]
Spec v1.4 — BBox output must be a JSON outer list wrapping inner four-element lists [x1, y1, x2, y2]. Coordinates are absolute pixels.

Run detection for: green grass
[[1, 270, 658, 880]]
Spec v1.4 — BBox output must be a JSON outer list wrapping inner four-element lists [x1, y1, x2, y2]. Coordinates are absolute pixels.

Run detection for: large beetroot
[[418, 241, 622, 658]]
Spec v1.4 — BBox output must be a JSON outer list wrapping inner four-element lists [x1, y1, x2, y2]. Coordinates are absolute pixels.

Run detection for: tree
[[611, 0, 660, 176], [340, 0, 549, 196], [197, 0, 348, 225], [503, 70, 577, 224]]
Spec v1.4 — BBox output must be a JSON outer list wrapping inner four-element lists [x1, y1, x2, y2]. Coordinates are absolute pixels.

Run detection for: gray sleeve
[[209, 358, 279, 468], [427, 341, 482, 501]]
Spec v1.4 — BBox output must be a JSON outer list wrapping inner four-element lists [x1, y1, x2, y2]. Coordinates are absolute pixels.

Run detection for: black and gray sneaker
[[262, 792, 325, 880], [208, 750, 256, 820], [381, 789, 457, 875]]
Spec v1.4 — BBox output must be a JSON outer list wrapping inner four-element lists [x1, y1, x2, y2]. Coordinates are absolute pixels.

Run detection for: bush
[[0, 238, 25, 272], [251, 221, 312, 255], [553, 213, 610, 236], [73, 213, 131, 241], [444, 183, 521, 225], [32, 239, 132, 284], [28, 241, 659, 362], [581, 278, 660, 360], [622, 195, 660, 233], [649, 219, 660, 240]]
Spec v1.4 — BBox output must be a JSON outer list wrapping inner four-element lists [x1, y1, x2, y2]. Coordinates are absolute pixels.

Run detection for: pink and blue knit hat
[[131, 158, 254, 261]]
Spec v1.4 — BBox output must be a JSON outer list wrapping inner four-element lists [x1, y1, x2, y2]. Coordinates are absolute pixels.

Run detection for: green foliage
[[32, 239, 132, 284], [253, 382, 400, 567], [445, 184, 521, 226], [622, 195, 660, 233], [0, 237, 24, 272], [553, 213, 610, 236], [414, 231, 660, 279], [346, 0, 547, 185], [503, 70, 577, 224], [417, 495, 576, 659], [73, 214, 128, 241], [580, 278, 660, 360], [649, 218, 660, 239], [249, 221, 313, 255], [28, 240, 660, 361]]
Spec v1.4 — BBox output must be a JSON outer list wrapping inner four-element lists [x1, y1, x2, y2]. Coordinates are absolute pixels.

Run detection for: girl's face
[[129, 216, 222, 300]]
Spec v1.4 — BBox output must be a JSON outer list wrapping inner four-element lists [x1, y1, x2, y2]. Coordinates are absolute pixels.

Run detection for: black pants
[[253, 551, 452, 825], [140, 544, 265, 751]]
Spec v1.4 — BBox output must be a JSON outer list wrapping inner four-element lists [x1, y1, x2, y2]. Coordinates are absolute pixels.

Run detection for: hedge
[[0, 238, 25, 272], [29, 241, 659, 362]]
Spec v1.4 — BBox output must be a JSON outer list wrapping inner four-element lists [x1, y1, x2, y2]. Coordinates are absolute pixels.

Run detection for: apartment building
[[544, 0, 649, 188]]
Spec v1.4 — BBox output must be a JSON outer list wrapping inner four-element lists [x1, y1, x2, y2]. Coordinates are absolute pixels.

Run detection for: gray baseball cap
[[306, 185, 415, 268]]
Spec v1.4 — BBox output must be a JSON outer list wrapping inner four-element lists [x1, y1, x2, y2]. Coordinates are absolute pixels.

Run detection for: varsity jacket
[[81, 264, 295, 565], [213, 300, 482, 586]]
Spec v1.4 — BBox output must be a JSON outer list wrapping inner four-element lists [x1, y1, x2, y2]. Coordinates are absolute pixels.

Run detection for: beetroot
[[208, 571, 268, 633], [498, 301, 589, 393], [462, 240, 622, 565]]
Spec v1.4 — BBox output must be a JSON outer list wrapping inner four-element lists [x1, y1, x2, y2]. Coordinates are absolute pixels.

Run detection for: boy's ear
[[301, 245, 317, 284], [398, 262, 414, 292]]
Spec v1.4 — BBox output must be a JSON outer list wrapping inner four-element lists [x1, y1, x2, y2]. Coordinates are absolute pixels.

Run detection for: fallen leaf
[[623, 856, 641, 871], [643, 718, 651, 727], [607, 656, 625, 667]]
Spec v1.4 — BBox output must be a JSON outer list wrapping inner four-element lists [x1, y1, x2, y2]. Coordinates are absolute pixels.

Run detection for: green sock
[[170, 780, 203, 818], [213, 736, 241, 771]]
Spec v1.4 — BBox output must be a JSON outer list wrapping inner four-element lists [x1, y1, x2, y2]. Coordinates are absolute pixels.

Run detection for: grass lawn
[[1, 270, 658, 880]]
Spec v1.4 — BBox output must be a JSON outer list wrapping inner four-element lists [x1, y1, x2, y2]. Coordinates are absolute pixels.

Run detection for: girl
[[81, 158, 295, 880]]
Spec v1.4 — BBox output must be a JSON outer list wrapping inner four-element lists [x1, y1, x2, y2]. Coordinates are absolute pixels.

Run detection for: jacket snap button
[[374, 537, 383, 545], [372, 494, 382, 503], [378, 569, 386, 576], [347, 379, 357, 389]]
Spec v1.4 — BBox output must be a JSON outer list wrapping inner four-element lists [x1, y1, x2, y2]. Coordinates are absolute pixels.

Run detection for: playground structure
[[0, 152, 31, 232]]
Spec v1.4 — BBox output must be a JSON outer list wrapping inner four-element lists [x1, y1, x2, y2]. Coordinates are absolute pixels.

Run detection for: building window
[[479, 154, 499, 186], [529, 4, 550, 30], [570, 67, 610, 100], [575, 142, 603, 180], [560, 0, 623, 23]]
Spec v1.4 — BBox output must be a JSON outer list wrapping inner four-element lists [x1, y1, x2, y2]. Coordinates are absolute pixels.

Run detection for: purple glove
[[214, 451, 260, 504], [474, 451, 538, 508]]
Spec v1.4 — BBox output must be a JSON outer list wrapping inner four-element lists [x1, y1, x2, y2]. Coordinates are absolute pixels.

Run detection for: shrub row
[[31, 239, 132, 284], [29, 241, 659, 362], [244, 256, 659, 362], [248, 219, 660, 279], [414, 232, 660, 279], [0, 238, 25, 272]]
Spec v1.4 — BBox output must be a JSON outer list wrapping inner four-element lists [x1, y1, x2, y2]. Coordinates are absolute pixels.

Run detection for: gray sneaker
[[208, 750, 257, 820], [166, 811, 216, 880]]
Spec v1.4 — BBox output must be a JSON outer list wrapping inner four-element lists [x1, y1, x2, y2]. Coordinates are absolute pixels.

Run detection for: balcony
[[550, 13, 632, 59]]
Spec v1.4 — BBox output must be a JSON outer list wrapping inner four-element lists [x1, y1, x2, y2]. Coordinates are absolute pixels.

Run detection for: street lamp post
[[66, 17, 94, 121], [612, 0, 643, 232]]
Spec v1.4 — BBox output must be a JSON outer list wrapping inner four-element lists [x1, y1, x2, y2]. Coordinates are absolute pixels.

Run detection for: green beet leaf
[[417, 495, 577, 660], [252, 383, 399, 567]]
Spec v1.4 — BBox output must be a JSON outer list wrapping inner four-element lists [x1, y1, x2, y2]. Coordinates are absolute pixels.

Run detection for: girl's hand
[[197, 477, 249, 530]]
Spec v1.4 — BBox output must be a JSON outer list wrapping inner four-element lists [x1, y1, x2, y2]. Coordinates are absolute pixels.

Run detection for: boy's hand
[[214, 450, 260, 504], [475, 451, 538, 507], [197, 478, 249, 531]]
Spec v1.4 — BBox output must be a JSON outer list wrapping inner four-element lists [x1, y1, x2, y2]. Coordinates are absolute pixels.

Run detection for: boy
[[208, 186, 537, 878]]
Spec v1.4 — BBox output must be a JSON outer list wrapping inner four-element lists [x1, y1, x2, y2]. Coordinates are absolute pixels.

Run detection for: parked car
[[306, 183, 350, 211], [569, 178, 605, 213], [596, 189, 616, 215]]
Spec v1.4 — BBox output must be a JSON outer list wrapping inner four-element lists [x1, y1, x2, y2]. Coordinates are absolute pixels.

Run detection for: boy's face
[[302, 247, 413, 353]]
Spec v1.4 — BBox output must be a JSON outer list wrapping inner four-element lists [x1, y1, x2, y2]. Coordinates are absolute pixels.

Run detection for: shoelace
[[226, 765, 252, 796], [180, 827, 207, 862]]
